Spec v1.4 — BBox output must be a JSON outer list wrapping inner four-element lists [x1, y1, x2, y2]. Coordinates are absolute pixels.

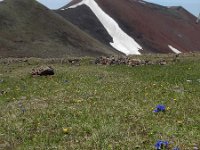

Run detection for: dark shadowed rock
[[31, 66, 54, 76]]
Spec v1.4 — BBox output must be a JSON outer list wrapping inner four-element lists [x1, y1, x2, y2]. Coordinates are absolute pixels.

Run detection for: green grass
[[0, 56, 200, 149]]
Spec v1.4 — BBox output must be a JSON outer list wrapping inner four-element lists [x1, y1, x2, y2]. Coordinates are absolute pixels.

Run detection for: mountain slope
[[57, 4, 113, 49], [56, 0, 200, 55], [0, 0, 121, 58]]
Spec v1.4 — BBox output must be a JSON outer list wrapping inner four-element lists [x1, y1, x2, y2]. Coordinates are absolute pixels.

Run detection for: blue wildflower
[[155, 140, 169, 149], [153, 104, 166, 113]]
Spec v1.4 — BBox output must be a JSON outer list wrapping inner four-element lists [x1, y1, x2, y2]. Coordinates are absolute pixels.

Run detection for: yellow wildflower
[[63, 127, 71, 134]]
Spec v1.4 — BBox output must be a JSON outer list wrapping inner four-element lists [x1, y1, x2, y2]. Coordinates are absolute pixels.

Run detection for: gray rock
[[68, 58, 80, 65], [128, 59, 142, 66]]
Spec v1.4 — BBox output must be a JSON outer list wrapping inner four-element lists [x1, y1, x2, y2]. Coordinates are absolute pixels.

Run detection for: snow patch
[[138, 1, 146, 5], [68, 0, 142, 55], [168, 45, 182, 54]]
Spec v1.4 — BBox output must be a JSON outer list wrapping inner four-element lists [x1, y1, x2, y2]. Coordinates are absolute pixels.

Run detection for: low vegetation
[[0, 54, 200, 149]]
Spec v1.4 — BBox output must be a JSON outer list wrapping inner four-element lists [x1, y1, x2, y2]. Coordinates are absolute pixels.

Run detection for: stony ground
[[0, 54, 200, 149]]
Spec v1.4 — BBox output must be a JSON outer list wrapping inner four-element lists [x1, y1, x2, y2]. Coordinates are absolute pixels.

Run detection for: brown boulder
[[31, 66, 54, 76]]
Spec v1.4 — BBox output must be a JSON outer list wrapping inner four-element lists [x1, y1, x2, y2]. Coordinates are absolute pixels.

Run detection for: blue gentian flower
[[155, 140, 169, 149], [153, 105, 166, 113]]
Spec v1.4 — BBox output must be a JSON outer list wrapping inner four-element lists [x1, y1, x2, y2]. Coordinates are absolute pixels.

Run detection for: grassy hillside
[[0, 54, 199, 149], [0, 0, 120, 58]]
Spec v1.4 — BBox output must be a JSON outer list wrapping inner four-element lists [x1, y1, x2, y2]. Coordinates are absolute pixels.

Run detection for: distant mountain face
[[0, 0, 121, 58], [56, 0, 200, 55]]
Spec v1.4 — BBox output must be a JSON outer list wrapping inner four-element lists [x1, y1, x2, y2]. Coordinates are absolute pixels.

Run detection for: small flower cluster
[[155, 140, 169, 149], [153, 105, 166, 113], [63, 127, 71, 134], [154, 105, 181, 149], [155, 141, 179, 149]]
